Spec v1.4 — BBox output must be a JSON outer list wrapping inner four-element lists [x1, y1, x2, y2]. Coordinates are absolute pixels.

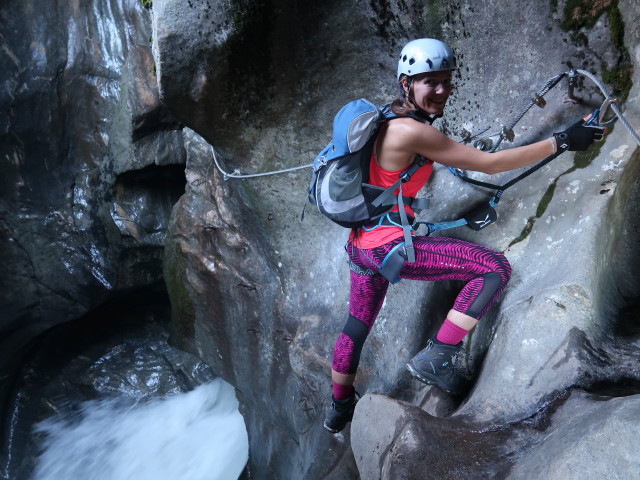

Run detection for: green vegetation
[[602, 63, 633, 101], [556, 0, 632, 103], [608, 4, 625, 49], [508, 217, 535, 249], [603, 2, 632, 100], [139, 0, 152, 8], [164, 238, 196, 342], [536, 183, 557, 218], [560, 0, 613, 31], [508, 139, 606, 249]]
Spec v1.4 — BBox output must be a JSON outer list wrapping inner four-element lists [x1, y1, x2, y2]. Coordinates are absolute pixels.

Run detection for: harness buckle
[[378, 242, 407, 283]]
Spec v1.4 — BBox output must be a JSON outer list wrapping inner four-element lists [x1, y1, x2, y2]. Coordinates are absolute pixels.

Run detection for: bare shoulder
[[384, 117, 446, 150], [386, 117, 443, 140], [386, 116, 430, 132], [377, 118, 439, 170]]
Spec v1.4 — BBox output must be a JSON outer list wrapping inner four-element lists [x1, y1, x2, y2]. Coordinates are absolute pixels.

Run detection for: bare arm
[[380, 118, 555, 175]]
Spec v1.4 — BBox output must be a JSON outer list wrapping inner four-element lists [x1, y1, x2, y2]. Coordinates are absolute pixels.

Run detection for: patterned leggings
[[332, 236, 512, 375]]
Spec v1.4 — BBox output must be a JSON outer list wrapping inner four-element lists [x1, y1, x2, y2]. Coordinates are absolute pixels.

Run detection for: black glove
[[553, 119, 605, 152]]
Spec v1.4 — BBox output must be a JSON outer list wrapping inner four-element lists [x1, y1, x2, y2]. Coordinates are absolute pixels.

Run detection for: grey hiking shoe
[[406, 338, 473, 396], [323, 391, 360, 433]]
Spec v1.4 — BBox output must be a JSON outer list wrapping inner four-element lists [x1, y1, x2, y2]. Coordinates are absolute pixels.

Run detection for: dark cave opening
[[585, 378, 640, 398], [112, 163, 186, 241], [3, 159, 189, 479], [115, 164, 186, 206]]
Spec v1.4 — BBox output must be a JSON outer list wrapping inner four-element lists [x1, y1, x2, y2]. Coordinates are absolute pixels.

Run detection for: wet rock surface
[[1, 0, 639, 479], [0, 0, 184, 429], [352, 391, 640, 480], [2, 289, 215, 480], [352, 394, 516, 480]]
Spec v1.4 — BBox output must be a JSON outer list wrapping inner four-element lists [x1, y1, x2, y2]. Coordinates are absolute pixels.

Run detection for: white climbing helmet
[[397, 38, 456, 80]]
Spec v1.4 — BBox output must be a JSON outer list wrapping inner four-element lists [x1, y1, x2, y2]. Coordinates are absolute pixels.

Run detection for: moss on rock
[[560, 0, 613, 31]]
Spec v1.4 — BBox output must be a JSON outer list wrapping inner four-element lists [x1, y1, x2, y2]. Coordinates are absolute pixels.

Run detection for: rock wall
[[0, 0, 186, 457], [1, 0, 639, 478], [155, 0, 640, 478]]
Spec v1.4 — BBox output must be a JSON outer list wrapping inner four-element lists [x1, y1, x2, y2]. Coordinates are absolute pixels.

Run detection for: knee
[[492, 252, 512, 284], [339, 315, 370, 374], [343, 315, 369, 348], [480, 253, 511, 295]]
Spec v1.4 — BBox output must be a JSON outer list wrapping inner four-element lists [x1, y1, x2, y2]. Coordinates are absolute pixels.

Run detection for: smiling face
[[403, 70, 453, 116]]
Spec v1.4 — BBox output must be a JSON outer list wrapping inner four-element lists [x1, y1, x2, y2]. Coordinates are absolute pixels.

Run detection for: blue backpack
[[306, 99, 431, 277], [307, 99, 428, 230]]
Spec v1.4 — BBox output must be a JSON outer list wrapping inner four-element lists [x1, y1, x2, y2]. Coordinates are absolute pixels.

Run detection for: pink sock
[[436, 318, 469, 345], [332, 382, 355, 400]]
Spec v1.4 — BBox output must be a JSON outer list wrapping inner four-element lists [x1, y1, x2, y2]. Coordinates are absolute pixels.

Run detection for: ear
[[400, 76, 410, 95]]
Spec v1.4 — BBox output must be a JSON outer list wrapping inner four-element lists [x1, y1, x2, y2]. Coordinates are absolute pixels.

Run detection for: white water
[[32, 379, 249, 480]]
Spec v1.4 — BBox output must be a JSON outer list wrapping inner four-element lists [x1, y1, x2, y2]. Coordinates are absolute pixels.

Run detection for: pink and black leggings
[[332, 236, 512, 375]]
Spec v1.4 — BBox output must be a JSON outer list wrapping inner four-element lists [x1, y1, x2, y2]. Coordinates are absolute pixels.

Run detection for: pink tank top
[[350, 145, 433, 249]]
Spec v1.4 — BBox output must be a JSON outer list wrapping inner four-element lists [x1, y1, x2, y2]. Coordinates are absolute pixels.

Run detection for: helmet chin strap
[[416, 110, 439, 125]]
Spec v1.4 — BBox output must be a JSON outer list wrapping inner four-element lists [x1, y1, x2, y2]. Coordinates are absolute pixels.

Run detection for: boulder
[[156, 0, 640, 478], [352, 392, 640, 480]]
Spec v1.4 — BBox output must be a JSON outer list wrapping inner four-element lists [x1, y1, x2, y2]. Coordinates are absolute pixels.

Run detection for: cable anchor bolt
[[473, 137, 494, 151], [500, 125, 515, 142], [532, 93, 546, 108], [562, 69, 580, 104], [459, 128, 472, 144]]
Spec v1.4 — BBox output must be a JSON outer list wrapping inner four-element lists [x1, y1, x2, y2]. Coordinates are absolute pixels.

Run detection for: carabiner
[[585, 97, 618, 126]]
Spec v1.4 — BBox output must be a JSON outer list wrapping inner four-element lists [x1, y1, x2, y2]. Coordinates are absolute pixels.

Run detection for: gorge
[[1, 1, 639, 479]]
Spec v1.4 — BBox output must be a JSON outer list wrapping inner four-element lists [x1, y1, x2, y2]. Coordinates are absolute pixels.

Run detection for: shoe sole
[[323, 420, 342, 434], [406, 362, 457, 395]]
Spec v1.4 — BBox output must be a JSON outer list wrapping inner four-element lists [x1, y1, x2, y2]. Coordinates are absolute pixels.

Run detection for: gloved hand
[[553, 119, 605, 152]]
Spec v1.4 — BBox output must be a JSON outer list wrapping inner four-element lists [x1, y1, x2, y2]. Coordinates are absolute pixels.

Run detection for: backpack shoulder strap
[[370, 155, 427, 208]]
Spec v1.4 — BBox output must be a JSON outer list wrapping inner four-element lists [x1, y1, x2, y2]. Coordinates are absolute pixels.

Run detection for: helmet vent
[[408, 58, 415, 65]]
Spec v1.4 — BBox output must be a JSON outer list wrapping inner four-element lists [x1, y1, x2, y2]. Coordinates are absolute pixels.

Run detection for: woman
[[323, 38, 605, 434]]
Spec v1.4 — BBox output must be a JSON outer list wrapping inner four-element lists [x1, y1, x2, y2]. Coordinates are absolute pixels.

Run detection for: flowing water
[[1, 290, 249, 480], [32, 380, 248, 480]]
